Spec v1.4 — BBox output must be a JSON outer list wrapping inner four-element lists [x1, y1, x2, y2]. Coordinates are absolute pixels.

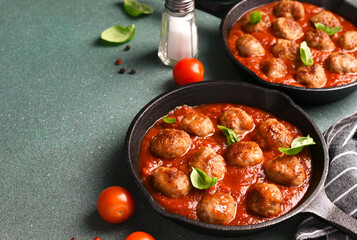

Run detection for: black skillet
[[125, 81, 357, 238], [194, 0, 357, 104]]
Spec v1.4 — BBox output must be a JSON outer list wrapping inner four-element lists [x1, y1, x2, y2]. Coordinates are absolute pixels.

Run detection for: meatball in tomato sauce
[[220, 107, 254, 136], [152, 167, 190, 198], [225, 141, 263, 167], [236, 34, 265, 57], [272, 17, 303, 40], [338, 31, 357, 51], [150, 128, 191, 159], [305, 29, 335, 51], [326, 52, 357, 74], [271, 39, 300, 61], [264, 156, 306, 186], [261, 58, 287, 78], [274, 0, 305, 20], [257, 118, 293, 150], [197, 192, 237, 224], [295, 64, 327, 88], [189, 147, 226, 180], [246, 182, 283, 217], [181, 112, 214, 137], [310, 10, 340, 28], [241, 11, 271, 33]]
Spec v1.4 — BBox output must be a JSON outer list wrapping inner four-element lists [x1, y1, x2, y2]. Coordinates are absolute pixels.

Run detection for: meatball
[[241, 11, 271, 33], [150, 128, 191, 159], [272, 17, 303, 40], [264, 156, 306, 186], [197, 192, 237, 224], [152, 167, 190, 198], [225, 141, 264, 167], [310, 10, 340, 28], [295, 64, 327, 88], [181, 112, 214, 137], [274, 0, 305, 20], [257, 118, 293, 150], [236, 34, 265, 57], [246, 182, 283, 217], [261, 58, 287, 78], [220, 107, 254, 136], [339, 31, 357, 51], [305, 29, 335, 51], [271, 39, 300, 60], [189, 146, 226, 180], [326, 52, 357, 74]]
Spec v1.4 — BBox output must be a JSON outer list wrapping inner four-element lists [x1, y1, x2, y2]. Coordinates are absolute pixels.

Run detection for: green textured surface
[[0, 0, 356, 239]]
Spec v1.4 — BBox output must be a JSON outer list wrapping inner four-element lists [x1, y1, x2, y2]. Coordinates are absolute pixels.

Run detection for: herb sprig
[[279, 135, 316, 155], [190, 167, 218, 190]]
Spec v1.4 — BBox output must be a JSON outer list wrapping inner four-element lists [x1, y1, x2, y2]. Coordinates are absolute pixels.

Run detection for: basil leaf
[[101, 24, 136, 43], [300, 41, 314, 66], [314, 23, 343, 36], [250, 11, 262, 25], [190, 167, 218, 190], [218, 125, 238, 146], [279, 135, 316, 155], [162, 116, 176, 124], [124, 0, 154, 17]]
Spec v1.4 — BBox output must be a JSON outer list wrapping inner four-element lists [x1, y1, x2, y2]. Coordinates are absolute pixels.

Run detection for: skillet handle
[[302, 189, 357, 239], [194, 0, 235, 19]]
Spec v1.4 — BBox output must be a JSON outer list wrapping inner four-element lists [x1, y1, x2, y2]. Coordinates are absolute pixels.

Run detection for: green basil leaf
[[250, 11, 262, 25], [279, 135, 316, 155], [190, 167, 218, 190], [300, 41, 314, 66], [124, 0, 154, 17], [101, 24, 136, 43], [218, 125, 238, 146], [314, 23, 343, 36], [162, 116, 176, 124]]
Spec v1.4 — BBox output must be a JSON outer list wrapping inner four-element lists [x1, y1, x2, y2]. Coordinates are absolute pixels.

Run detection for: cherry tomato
[[97, 186, 135, 224], [125, 231, 155, 240], [173, 58, 204, 86]]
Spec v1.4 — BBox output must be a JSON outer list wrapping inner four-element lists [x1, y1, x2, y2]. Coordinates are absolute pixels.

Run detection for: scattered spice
[[93, 237, 101, 240], [129, 69, 136, 74], [71, 238, 76, 240], [119, 68, 126, 74], [116, 58, 122, 65], [124, 45, 131, 51]]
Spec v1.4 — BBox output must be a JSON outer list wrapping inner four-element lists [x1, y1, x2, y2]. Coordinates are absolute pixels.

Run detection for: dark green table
[[1, 0, 356, 239]]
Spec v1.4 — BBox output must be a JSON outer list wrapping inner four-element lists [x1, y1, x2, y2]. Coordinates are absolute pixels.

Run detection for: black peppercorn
[[119, 68, 126, 74]]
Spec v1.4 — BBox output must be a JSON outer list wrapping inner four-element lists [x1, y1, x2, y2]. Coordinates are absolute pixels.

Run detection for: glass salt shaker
[[158, 0, 198, 66]]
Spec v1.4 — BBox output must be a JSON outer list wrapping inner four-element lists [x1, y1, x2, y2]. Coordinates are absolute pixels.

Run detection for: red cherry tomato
[[125, 231, 155, 240], [173, 58, 204, 86], [97, 186, 135, 224]]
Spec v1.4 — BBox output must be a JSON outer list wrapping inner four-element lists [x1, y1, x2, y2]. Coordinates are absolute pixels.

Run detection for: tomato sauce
[[228, 2, 357, 88], [139, 103, 312, 225]]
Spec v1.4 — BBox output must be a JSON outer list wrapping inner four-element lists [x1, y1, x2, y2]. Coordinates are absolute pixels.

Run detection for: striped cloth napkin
[[295, 112, 357, 240]]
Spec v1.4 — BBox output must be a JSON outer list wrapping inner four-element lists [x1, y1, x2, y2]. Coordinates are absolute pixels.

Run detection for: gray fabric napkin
[[295, 112, 357, 240]]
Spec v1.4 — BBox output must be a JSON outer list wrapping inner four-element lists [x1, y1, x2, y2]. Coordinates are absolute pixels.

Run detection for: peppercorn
[[115, 58, 122, 65], [119, 68, 126, 74], [124, 45, 131, 51], [93, 237, 101, 240], [129, 69, 136, 74], [71, 238, 76, 240]]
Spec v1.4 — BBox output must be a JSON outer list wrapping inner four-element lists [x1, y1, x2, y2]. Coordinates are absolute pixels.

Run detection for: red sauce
[[139, 103, 312, 225], [228, 2, 357, 88]]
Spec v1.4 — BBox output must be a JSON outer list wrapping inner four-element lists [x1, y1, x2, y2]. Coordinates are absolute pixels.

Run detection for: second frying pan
[[195, 0, 357, 104]]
